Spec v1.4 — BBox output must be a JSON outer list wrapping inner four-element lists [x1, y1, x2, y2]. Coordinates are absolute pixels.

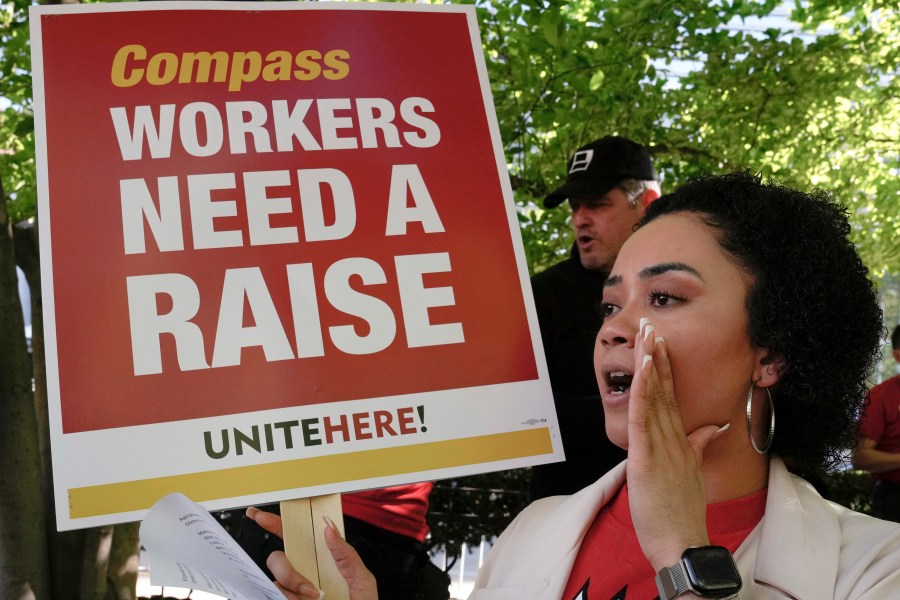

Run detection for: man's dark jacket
[[529, 246, 627, 499]]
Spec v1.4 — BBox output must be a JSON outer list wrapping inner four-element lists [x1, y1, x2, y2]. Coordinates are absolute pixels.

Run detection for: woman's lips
[[600, 367, 634, 406], [607, 370, 633, 393]]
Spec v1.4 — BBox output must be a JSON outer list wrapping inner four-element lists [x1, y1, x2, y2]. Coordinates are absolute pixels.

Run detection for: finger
[[322, 517, 379, 597], [635, 318, 656, 394], [274, 581, 317, 600], [687, 422, 731, 461], [628, 318, 658, 432], [651, 333, 673, 405], [632, 325, 691, 452], [648, 333, 685, 435], [245, 506, 284, 539], [267, 551, 325, 600], [635, 321, 672, 426]]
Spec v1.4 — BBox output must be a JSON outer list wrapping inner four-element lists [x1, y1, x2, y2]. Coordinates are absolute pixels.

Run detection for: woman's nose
[[599, 308, 639, 349]]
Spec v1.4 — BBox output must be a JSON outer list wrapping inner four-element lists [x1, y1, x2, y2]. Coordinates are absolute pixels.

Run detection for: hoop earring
[[746, 382, 775, 454]]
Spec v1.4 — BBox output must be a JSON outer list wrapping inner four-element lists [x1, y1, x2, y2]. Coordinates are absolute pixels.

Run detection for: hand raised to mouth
[[625, 317, 730, 573]]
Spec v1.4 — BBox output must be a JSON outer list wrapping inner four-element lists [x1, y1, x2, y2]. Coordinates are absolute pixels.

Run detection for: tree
[[471, 0, 898, 273], [0, 0, 897, 596], [1, 0, 49, 595], [0, 173, 49, 600]]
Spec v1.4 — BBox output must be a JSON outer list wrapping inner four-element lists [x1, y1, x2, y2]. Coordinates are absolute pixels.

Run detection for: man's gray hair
[[617, 178, 661, 206]]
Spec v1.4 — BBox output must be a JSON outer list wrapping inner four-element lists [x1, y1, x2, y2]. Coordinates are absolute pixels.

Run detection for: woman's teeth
[[607, 371, 633, 394]]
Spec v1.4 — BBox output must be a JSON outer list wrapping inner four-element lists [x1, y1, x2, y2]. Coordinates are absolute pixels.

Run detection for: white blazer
[[471, 459, 900, 599]]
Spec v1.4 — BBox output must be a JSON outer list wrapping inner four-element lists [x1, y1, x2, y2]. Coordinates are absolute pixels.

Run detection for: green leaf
[[14, 115, 33, 137], [540, 10, 559, 48]]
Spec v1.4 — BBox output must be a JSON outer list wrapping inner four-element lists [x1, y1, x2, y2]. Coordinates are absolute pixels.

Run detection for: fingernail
[[299, 583, 325, 599], [245, 507, 258, 518], [644, 325, 654, 342], [639, 317, 650, 337], [655, 336, 665, 344], [715, 423, 731, 435], [642, 354, 652, 369], [322, 515, 341, 538]]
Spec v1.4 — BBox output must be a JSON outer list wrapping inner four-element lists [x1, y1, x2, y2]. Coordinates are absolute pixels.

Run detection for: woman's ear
[[754, 350, 783, 388]]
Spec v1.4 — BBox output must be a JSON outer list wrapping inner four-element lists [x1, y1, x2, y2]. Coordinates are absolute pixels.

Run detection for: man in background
[[530, 135, 660, 499], [853, 324, 900, 522]]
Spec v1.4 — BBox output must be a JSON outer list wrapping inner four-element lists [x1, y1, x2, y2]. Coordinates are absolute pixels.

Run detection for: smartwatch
[[655, 545, 742, 599]]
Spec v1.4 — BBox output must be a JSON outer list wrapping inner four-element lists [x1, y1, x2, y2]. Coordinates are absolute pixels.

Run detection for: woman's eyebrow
[[639, 262, 704, 281], [603, 262, 704, 289]]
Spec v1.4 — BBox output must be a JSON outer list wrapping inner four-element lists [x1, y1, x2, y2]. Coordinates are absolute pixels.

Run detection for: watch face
[[683, 546, 742, 596]]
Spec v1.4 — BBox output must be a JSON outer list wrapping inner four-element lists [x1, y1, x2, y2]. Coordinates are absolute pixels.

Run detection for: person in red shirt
[[853, 325, 900, 522], [250, 173, 900, 600]]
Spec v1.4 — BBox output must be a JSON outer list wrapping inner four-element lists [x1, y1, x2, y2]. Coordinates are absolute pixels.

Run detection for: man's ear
[[754, 350, 783, 388], [638, 189, 659, 210], [892, 348, 900, 364]]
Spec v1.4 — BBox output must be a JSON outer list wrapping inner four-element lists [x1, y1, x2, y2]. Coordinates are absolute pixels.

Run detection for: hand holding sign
[[246, 506, 378, 600]]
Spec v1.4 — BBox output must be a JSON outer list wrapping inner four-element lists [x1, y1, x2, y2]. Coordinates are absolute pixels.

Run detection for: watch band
[[656, 567, 741, 599], [655, 545, 742, 599], [656, 561, 690, 600]]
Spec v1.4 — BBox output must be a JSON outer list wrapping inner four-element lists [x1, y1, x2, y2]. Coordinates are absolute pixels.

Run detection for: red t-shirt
[[561, 484, 766, 600], [341, 483, 433, 542], [858, 376, 900, 483]]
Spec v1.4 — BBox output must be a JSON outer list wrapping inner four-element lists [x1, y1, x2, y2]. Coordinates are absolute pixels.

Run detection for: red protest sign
[[33, 2, 559, 530]]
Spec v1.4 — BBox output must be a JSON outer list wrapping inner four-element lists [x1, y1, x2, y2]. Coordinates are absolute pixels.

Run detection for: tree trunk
[[80, 526, 114, 600], [14, 216, 141, 600], [14, 215, 93, 600], [107, 524, 141, 600], [77, 523, 140, 600], [0, 173, 50, 598]]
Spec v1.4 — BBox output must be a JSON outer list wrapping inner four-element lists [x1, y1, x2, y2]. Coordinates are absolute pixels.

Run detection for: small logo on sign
[[569, 149, 594, 173]]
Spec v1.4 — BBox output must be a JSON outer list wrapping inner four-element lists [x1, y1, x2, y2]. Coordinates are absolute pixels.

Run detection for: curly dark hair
[[640, 171, 883, 472]]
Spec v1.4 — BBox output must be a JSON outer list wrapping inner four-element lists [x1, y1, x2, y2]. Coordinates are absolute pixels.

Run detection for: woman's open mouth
[[605, 370, 634, 395]]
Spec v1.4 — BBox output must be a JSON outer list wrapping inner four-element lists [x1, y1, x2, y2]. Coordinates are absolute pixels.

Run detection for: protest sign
[[31, 1, 561, 531]]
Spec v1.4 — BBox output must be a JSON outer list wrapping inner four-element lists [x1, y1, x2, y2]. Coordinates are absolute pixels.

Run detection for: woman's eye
[[648, 291, 684, 307], [597, 302, 617, 318]]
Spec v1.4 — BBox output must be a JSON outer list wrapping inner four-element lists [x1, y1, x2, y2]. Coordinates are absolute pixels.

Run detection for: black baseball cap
[[544, 136, 657, 208]]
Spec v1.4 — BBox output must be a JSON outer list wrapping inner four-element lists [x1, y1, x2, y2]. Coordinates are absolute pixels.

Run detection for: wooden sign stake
[[281, 494, 350, 600]]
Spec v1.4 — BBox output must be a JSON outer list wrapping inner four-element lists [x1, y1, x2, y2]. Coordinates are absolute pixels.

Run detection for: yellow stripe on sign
[[69, 428, 552, 519]]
